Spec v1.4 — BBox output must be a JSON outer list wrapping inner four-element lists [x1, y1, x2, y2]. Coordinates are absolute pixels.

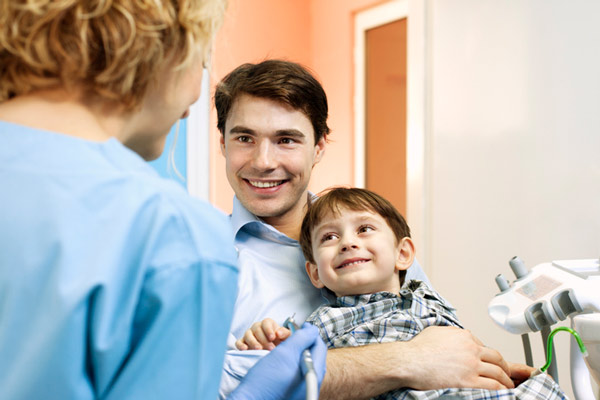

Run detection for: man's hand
[[319, 326, 516, 400], [508, 362, 535, 386], [235, 318, 292, 351], [399, 326, 514, 390]]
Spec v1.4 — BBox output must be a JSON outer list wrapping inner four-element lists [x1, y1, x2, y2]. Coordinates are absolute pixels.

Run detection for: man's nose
[[252, 140, 275, 170]]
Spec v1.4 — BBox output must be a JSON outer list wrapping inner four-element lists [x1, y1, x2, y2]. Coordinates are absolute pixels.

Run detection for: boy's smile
[[336, 257, 370, 269]]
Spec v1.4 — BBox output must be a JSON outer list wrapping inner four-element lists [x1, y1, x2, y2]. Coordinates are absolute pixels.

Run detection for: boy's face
[[220, 94, 325, 228], [305, 208, 414, 297]]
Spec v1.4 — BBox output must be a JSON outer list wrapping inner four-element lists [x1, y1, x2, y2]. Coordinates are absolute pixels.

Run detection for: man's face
[[220, 94, 325, 227]]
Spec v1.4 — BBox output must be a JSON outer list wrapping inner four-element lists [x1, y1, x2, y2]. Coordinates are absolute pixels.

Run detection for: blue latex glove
[[228, 323, 327, 400]]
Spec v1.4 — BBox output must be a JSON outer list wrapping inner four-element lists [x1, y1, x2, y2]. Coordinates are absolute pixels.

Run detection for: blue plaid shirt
[[306, 281, 567, 400]]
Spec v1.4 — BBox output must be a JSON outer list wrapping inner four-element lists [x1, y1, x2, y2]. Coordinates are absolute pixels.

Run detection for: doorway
[[354, 1, 409, 215], [365, 18, 407, 215]]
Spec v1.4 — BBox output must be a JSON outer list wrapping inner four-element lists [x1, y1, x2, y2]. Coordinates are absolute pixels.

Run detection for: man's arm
[[319, 326, 516, 400]]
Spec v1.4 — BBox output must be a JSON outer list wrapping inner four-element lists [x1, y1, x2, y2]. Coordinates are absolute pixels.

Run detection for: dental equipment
[[530, 327, 588, 377], [488, 257, 600, 399], [284, 316, 319, 400]]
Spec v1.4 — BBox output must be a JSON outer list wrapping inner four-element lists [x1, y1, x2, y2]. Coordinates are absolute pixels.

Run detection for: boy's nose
[[340, 242, 358, 252]]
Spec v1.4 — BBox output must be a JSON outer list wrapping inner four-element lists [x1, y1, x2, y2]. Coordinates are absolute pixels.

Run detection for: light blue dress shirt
[[219, 196, 431, 398], [0, 121, 238, 399]]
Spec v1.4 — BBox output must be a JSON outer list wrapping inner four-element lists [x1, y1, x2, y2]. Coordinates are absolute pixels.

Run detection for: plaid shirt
[[306, 280, 567, 400]]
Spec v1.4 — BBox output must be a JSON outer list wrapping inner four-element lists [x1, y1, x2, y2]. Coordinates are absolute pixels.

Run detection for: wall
[[307, 0, 389, 196], [428, 1, 600, 398], [209, 0, 312, 212]]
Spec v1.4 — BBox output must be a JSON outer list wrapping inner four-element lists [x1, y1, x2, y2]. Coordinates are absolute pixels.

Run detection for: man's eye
[[280, 137, 295, 144], [236, 136, 252, 143]]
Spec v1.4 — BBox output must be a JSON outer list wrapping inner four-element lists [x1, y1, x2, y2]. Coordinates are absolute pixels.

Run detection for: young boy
[[236, 187, 567, 399]]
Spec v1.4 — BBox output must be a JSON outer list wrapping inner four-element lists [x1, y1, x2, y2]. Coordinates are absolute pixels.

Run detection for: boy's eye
[[321, 233, 338, 243], [358, 225, 374, 234], [280, 137, 295, 145]]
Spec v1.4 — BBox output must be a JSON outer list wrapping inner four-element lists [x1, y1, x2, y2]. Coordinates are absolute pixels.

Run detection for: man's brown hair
[[214, 59, 330, 143]]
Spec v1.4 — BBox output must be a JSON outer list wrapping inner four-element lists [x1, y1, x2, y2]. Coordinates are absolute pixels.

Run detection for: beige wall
[[209, 0, 387, 213], [428, 2, 600, 398]]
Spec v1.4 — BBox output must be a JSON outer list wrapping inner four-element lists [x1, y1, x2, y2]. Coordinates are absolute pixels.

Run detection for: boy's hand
[[228, 324, 327, 400], [235, 318, 292, 351]]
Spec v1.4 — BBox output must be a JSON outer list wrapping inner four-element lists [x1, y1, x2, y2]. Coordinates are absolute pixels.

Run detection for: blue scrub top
[[0, 121, 238, 399]]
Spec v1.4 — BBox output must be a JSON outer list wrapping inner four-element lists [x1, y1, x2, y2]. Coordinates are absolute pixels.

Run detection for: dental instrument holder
[[488, 257, 600, 398], [283, 316, 319, 400]]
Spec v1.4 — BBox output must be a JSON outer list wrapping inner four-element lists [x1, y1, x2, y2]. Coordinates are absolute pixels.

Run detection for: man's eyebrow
[[228, 126, 307, 138], [274, 129, 307, 138], [228, 125, 255, 134]]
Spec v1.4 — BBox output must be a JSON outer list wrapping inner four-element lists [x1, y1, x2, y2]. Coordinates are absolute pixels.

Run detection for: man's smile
[[246, 179, 286, 188]]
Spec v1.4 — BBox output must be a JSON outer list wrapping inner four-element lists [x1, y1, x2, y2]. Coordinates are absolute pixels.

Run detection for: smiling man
[[215, 60, 526, 399], [220, 92, 324, 237]]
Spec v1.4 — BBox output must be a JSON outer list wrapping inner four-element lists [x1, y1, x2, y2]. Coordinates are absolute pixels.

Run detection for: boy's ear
[[305, 261, 325, 289], [395, 237, 415, 271]]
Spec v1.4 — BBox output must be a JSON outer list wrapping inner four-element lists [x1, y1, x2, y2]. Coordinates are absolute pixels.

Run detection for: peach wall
[[308, 0, 389, 198], [210, 0, 388, 213], [209, 0, 311, 212]]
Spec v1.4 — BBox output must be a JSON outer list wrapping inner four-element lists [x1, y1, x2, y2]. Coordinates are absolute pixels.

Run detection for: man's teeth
[[338, 260, 367, 268], [249, 180, 282, 188]]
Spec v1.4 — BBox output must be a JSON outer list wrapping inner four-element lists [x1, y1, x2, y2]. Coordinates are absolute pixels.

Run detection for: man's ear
[[395, 237, 415, 271], [305, 261, 325, 289], [313, 136, 326, 166], [219, 134, 226, 156]]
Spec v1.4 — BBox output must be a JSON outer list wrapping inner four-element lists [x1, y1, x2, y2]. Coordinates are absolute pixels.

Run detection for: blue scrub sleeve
[[228, 324, 326, 400]]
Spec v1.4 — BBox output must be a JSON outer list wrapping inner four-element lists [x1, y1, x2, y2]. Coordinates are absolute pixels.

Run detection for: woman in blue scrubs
[[0, 1, 324, 399]]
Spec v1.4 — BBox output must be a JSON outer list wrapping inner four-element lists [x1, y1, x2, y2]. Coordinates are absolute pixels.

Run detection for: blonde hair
[[0, 0, 227, 110]]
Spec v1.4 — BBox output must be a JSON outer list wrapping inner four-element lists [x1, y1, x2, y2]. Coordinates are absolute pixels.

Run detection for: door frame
[[354, 0, 408, 189], [186, 69, 211, 201]]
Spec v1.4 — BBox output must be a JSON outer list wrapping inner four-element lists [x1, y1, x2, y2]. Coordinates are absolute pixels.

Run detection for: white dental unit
[[488, 257, 600, 399]]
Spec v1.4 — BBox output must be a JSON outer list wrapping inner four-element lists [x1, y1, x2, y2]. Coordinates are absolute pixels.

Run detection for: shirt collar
[[230, 193, 320, 242], [336, 291, 399, 307], [230, 196, 297, 245], [230, 194, 335, 305], [230, 195, 261, 237]]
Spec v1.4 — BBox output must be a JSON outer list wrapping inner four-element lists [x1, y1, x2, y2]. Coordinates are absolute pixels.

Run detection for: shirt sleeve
[[219, 344, 267, 399], [100, 258, 238, 399], [90, 194, 239, 399]]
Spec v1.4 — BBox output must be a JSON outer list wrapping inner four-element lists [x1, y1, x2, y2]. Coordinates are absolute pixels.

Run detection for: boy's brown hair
[[300, 187, 411, 265]]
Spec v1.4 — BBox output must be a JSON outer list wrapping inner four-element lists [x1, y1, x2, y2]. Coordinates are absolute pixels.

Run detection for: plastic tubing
[[540, 327, 588, 373]]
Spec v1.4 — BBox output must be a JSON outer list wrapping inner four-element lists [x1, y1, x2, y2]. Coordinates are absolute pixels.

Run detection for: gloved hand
[[228, 323, 327, 400]]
